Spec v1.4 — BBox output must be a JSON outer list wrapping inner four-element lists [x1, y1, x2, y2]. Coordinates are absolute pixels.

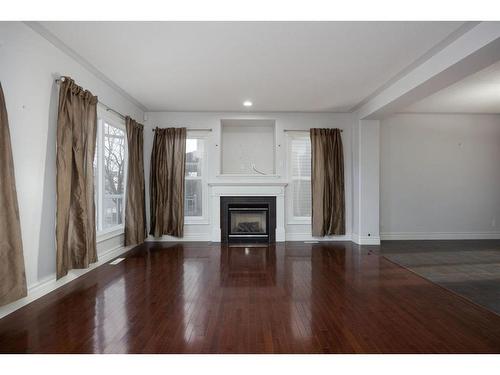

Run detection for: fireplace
[[220, 196, 276, 243]]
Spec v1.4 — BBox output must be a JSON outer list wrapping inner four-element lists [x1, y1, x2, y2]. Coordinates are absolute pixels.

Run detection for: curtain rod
[[151, 128, 213, 132], [55, 77, 127, 121], [284, 129, 343, 132]]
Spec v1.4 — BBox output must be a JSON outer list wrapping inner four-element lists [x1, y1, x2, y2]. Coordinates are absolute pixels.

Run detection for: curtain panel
[[124, 116, 146, 245], [56, 77, 98, 279], [310, 128, 345, 236], [0, 83, 27, 306], [149, 127, 186, 238]]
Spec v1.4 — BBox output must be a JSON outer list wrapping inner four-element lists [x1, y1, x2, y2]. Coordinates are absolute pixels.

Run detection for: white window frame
[[184, 131, 209, 225], [95, 108, 128, 239], [286, 131, 312, 225]]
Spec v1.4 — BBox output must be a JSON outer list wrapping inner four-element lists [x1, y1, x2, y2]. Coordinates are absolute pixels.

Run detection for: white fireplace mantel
[[208, 181, 288, 187], [209, 181, 288, 242]]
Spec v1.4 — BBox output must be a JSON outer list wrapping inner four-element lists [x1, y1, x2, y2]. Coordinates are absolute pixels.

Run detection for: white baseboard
[[285, 233, 352, 242], [146, 232, 375, 244], [276, 228, 286, 242], [146, 233, 211, 242], [0, 244, 133, 320], [351, 234, 381, 245], [380, 232, 500, 241]]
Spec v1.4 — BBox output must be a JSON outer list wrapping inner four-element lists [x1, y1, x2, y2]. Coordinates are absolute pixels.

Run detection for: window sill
[[96, 226, 125, 243], [185, 217, 209, 225], [287, 218, 312, 225]]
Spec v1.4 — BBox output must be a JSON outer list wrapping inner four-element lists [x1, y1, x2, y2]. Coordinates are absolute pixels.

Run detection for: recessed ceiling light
[[243, 100, 253, 107]]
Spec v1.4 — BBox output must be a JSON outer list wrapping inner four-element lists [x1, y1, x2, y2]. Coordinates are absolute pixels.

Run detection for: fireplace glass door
[[229, 208, 268, 238], [220, 196, 276, 243]]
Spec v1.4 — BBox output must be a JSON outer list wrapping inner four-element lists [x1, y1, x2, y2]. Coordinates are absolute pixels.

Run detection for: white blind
[[185, 137, 204, 217], [290, 136, 311, 217]]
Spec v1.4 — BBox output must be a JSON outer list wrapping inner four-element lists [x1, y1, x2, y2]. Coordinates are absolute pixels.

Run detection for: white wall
[[351, 119, 380, 244], [0, 22, 144, 314], [144, 111, 356, 241], [221, 119, 276, 175], [380, 113, 500, 239]]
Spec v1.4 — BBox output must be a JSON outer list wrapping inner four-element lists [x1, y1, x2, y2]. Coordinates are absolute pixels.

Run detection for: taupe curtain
[[311, 128, 345, 236], [150, 127, 186, 238], [56, 77, 98, 279], [0, 83, 27, 306], [124, 117, 146, 245]]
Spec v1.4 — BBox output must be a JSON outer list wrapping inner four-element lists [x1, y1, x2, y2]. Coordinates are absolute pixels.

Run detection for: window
[[185, 135, 206, 221], [288, 133, 312, 221], [94, 112, 128, 234]]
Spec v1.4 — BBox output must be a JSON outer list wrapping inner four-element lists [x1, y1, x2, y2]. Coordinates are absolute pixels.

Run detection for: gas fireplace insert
[[220, 196, 276, 243]]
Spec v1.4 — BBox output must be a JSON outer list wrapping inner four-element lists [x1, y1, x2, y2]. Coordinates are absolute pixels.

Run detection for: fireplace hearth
[[220, 196, 276, 243]]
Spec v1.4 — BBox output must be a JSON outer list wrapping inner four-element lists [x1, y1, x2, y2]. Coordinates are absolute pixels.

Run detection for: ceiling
[[404, 59, 500, 114], [39, 21, 466, 112]]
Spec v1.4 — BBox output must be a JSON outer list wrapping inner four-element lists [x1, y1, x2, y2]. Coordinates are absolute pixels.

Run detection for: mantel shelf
[[208, 181, 288, 187], [216, 174, 281, 178]]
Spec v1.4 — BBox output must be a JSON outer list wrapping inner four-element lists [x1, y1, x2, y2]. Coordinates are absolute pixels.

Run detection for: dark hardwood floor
[[1, 241, 500, 353]]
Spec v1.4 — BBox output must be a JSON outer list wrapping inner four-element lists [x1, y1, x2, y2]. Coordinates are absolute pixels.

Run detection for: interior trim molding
[[146, 233, 358, 243], [23, 21, 148, 112], [146, 233, 212, 242], [380, 232, 500, 241], [285, 233, 352, 242], [352, 234, 381, 245], [96, 228, 124, 243], [0, 244, 133, 320], [349, 21, 480, 112]]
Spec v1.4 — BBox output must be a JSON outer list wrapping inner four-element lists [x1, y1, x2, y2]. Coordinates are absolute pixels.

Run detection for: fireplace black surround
[[220, 196, 276, 243]]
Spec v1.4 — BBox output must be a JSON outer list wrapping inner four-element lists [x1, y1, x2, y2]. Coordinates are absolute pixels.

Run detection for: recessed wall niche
[[220, 119, 276, 175]]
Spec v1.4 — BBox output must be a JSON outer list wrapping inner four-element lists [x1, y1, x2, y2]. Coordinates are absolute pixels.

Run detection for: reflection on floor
[[1, 241, 500, 353], [381, 240, 500, 315]]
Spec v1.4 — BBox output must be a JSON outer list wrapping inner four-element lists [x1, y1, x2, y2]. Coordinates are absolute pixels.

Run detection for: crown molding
[[24, 21, 148, 113], [349, 21, 480, 113]]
